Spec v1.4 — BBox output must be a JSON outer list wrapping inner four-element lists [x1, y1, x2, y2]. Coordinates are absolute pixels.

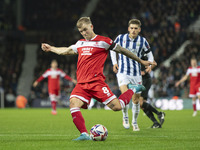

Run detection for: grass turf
[[0, 108, 200, 150]]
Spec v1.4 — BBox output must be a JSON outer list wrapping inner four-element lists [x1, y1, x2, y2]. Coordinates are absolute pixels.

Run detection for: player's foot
[[123, 117, 130, 129], [158, 112, 165, 125], [128, 84, 146, 93], [51, 110, 57, 115], [132, 123, 140, 131], [151, 122, 161, 128], [72, 133, 91, 141], [192, 111, 197, 117]]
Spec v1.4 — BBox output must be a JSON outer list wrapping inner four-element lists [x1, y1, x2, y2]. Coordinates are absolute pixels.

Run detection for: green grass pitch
[[0, 108, 200, 150]]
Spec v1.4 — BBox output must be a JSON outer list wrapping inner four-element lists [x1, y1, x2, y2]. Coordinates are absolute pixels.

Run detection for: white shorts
[[116, 73, 142, 87], [49, 94, 60, 102]]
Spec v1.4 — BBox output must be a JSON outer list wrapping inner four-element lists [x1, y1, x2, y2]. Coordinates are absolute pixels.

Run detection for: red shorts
[[196, 83, 200, 96], [70, 80, 117, 108], [189, 83, 200, 97], [49, 89, 59, 95], [49, 89, 60, 101]]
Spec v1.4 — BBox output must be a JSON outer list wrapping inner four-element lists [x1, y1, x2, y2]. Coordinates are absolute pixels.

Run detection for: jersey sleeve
[[114, 35, 120, 44], [186, 68, 190, 76], [110, 50, 118, 65], [70, 41, 79, 53], [36, 70, 49, 82], [110, 36, 120, 65], [102, 37, 116, 50], [143, 38, 151, 53], [58, 69, 72, 81]]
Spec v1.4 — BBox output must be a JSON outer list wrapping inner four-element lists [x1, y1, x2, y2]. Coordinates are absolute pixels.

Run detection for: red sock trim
[[193, 104, 196, 111], [51, 101, 57, 111], [70, 108, 88, 134], [118, 89, 134, 105]]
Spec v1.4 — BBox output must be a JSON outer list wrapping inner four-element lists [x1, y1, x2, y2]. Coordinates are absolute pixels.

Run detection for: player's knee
[[111, 105, 122, 111], [132, 97, 140, 104], [69, 98, 81, 108]]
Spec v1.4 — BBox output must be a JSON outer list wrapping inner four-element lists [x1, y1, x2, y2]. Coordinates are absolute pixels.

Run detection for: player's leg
[[69, 84, 92, 141], [130, 92, 140, 131], [192, 97, 197, 117], [116, 74, 145, 130], [119, 85, 130, 129], [106, 88, 134, 111], [140, 78, 164, 126], [140, 98, 161, 128], [70, 97, 91, 141], [49, 92, 57, 115], [88, 98, 96, 110], [190, 87, 197, 117]]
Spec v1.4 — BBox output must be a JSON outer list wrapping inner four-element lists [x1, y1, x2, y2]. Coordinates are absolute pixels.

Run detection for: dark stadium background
[[0, 0, 200, 109]]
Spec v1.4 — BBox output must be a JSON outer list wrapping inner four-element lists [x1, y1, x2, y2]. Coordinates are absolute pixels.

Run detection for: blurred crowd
[[153, 40, 200, 98], [0, 0, 200, 107], [0, 35, 25, 107], [91, 0, 200, 64]]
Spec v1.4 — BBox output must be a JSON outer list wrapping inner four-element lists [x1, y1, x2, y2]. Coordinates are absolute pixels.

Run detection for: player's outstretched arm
[[33, 81, 38, 87], [112, 44, 155, 66], [175, 74, 188, 87], [41, 43, 77, 55], [145, 60, 157, 73]]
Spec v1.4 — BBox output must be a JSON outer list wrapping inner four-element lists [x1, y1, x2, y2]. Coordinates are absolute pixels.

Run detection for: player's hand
[[113, 64, 119, 74], [72, 79, 77, 84], [140, 60, 156, 66], [33, 81, 38, 87], [175, 82, 180, 87], [41, 43, 52, 52], [145, 65, 152, 73], [141, 71, 146, 76]]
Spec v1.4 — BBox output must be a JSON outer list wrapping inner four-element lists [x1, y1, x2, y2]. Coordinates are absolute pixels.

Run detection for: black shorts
[[141, 77, 152, 100]]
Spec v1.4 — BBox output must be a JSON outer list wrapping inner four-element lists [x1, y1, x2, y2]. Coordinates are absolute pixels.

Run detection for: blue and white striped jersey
[[110, 33, 151, 76]]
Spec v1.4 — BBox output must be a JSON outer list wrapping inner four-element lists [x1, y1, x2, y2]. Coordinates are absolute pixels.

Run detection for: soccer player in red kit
[[176, 57, 200, 117], [33, 59, 77, 115], [41, 17, 155, 140]]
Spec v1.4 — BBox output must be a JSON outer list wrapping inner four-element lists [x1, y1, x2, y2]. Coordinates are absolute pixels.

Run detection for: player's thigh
[[117, 73, 130, 87], [119, 85, 129, 93], [70, 84, 92, 108], [106, 98, 121, 111], [189, 87, 196, 98], [92, 81, 116, 105], [132, 93, 141, 103], [70, 97, 85, 108]]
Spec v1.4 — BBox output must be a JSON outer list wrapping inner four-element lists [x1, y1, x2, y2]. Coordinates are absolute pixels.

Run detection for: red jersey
[[71, 35, 116, 83], [186, 66, 200, 87], [36, 68, 72, 92]]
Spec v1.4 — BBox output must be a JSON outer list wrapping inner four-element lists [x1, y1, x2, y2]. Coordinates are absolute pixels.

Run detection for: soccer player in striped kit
[[33, 59, 77, 115], [41, 17, 155, 140], [110, 19, 155, 131]]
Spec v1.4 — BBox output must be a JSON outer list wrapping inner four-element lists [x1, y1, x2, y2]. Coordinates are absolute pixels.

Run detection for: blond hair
[[128, 19, 141, 27], [76, 17, 92, 28]]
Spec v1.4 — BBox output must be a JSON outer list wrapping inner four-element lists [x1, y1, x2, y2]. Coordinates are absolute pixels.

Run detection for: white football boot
[[192, 111, 197, 117], [132, 123, 140, 131], [123, 117, 130, 129]]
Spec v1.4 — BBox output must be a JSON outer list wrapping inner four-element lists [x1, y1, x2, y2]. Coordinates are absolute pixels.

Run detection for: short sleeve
[[143, 38, 151, 53], [186, 69, 190, 75], [70, 44, 78, 53]]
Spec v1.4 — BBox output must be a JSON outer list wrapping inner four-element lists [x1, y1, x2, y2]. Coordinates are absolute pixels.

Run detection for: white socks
[[132, 102, 140, 124], [122, 104, 129, 118]]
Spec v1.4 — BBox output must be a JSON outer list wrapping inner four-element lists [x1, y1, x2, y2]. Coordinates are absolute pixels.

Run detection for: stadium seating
[[1, 0, 200, 107]]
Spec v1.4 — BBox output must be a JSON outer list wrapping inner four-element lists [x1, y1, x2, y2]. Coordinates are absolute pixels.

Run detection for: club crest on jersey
[[93, 42, 99, 47], [127, 47, 137, 55]]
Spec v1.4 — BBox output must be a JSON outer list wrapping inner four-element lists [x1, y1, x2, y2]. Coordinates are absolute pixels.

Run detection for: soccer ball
[[90, 124, 108, 141]]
